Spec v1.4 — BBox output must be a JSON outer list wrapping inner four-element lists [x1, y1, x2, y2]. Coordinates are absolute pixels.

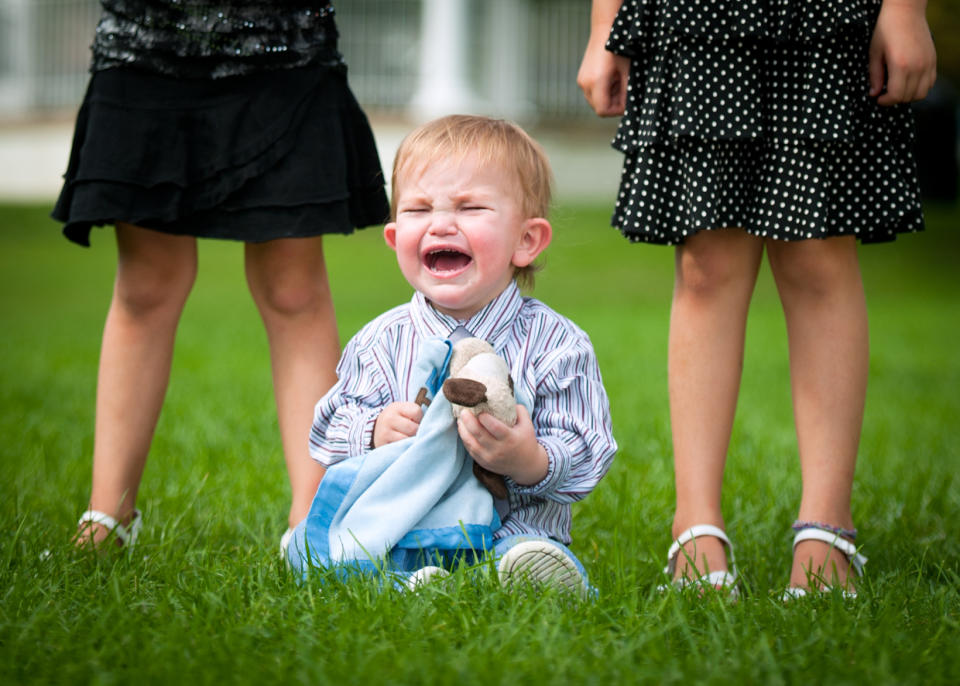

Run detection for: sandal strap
[[792, 526, 866, 577], [78, 509, 142, 548], [674, 570, 740, 592], [665, 524, 737, 576]]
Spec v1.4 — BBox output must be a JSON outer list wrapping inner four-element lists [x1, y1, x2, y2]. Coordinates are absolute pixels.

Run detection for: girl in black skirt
[[55, 1, 390, 552], [578, 0, 935, 597]]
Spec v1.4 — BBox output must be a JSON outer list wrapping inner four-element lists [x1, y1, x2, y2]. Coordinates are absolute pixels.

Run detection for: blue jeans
[[287, 520, 589, 588]]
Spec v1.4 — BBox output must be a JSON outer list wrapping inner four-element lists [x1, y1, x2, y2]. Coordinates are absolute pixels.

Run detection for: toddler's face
[[384, 154, 547, 321]]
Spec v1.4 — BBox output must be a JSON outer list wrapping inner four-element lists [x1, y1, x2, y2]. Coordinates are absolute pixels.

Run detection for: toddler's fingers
[[396, 401, 423, 423], [476, 412, 509, 440], [397, 416, 421, 438]]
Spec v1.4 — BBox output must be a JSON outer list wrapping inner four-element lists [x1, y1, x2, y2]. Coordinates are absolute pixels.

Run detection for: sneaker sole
[[497, 541, 586, 595]]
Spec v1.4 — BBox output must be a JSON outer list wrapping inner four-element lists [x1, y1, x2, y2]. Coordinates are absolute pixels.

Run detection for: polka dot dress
[[605, 0, 924, 245]]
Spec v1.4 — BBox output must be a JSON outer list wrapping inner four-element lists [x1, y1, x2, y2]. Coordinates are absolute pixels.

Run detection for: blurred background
[[0, 0, 956, 204]]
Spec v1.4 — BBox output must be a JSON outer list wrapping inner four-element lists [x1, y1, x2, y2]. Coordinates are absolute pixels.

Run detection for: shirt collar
[[410, 281, 524, 348]]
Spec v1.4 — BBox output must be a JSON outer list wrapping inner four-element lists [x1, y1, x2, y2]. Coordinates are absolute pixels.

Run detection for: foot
[[279, 527, 294, 560], [75, 509, 142, 550], [784, 525, 866, 599], [405, 566, 450, 591], [672, 535, 730, 583], [790, 540, 855, 590], [497, 540, 587, 596], [662, 524, 738, 597]]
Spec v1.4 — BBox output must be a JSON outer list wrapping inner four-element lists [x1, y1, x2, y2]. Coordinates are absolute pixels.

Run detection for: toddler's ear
[[512, 217, 552, 268], [383, 222, 399, 251]]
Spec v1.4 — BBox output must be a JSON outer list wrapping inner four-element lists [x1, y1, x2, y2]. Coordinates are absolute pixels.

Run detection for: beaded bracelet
[[791, 520, 857, 540]]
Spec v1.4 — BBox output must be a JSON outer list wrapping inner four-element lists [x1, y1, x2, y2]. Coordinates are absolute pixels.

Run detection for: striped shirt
[[309, 281, 617, 545]]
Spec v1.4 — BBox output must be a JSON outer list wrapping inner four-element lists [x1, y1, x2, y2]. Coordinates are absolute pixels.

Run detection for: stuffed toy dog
[[441, 338, 516, 499]]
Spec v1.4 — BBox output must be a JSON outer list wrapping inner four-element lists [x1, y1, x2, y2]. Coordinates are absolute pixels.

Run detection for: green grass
[[1, 202, 958, 685]]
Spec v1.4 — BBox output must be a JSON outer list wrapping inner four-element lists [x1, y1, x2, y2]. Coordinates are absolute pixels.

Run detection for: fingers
[[868, 37, 885, 98], [393, 401, 424, 423], [373, 402, 422, 447], [877, 66, 907, 106], [391, 402, 423, 437], [577, 44, 629, 117], [456, 410, 501, 462], [876, 65, 936, 106], [870, 4, 937, 106]]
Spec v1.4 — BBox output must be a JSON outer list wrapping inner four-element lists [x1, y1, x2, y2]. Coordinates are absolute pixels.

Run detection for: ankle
[[671, 514, 725, 541]]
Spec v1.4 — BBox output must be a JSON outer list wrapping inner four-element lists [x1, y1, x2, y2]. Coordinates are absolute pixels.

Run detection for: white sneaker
[[496, 540, 587, 596], [405, 565, 450, 591], [279, 527, 294, 560]]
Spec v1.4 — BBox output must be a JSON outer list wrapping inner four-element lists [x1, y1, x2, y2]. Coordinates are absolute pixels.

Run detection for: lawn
[[1, 201, 958, 684]]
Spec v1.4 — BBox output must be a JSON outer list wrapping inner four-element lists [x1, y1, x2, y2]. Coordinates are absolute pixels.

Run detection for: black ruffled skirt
[[606, 0, 924, 245], [53, 63, 390, 246]]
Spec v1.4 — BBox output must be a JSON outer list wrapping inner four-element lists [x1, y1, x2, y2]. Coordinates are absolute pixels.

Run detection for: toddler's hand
[[457, 405, 548, 487], [869, 0, 936, 105], [372, 402, 422, 448]]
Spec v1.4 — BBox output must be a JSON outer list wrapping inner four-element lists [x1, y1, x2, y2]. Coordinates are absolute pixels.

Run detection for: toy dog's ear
[[443, 378, 487, 407], [473, 463, 509, 499]]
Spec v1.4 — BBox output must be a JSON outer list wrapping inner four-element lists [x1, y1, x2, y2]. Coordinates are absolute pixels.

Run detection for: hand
[[456, 405, 548, 486], [869, 0, 936, 105], [577, 33, 630, 117], [372, 402, 422, 448]]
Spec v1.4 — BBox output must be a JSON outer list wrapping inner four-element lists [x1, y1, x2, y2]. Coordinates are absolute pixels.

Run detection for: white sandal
[[661, 524, 739, 598], [782, 526, 867, 600], [77, 509, 143, 549]]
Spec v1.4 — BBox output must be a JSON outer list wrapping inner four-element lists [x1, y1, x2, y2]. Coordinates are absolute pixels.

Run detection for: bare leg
[[79, 223, 197, 547], [767, 236, 867, 590], [669, 229, 764, 578], [245, 236, 339, 529]]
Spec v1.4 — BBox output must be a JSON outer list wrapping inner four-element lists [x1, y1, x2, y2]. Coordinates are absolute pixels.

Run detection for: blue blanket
[[295, 338, 504, 574]]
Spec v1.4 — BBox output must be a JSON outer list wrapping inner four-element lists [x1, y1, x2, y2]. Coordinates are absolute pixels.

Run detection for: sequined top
[[91, 0, 344, 79]]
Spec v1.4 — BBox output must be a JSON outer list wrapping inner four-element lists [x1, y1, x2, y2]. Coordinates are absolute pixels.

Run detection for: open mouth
[[424, 248, 472, 275]]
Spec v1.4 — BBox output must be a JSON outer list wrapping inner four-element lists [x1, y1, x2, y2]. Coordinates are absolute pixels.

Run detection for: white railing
[[0, 0, 595, 120]]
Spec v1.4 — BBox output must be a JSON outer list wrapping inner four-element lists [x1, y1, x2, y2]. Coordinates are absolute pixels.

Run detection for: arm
[[309, 333, 392, 466], [869, 0, 936, 105], [576, 0, 631, 117]]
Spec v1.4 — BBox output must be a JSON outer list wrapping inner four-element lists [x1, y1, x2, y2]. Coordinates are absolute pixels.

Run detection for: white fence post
[[408, 0, 481, 120], [485, 0, 535, 122], [0, 0, 34, 115]]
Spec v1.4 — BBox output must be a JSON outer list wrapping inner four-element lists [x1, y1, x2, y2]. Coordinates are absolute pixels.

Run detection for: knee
[[675, 247, 748, 301], [249, 269, 331, 318], [769, 240, 860, 298], [114, 258, 196, 320]]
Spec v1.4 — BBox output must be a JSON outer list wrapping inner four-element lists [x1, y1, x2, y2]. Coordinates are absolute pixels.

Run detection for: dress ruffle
[[53, 63, 389, 245], [607, 0, 891, 146], [608, 0, 877, 54], [611, 137, 924, 244]]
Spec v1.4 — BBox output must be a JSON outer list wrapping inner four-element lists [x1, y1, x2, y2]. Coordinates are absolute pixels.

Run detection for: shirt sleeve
[[507, 328, 617, 503], [308, 330, 388, 466]]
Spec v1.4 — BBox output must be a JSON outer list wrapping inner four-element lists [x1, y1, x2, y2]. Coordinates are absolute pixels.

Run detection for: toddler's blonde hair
[[390, 115, 554, 289]]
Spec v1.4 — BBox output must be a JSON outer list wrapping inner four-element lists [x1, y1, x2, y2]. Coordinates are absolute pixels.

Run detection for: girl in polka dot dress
[[578, 0, 935, 597]]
